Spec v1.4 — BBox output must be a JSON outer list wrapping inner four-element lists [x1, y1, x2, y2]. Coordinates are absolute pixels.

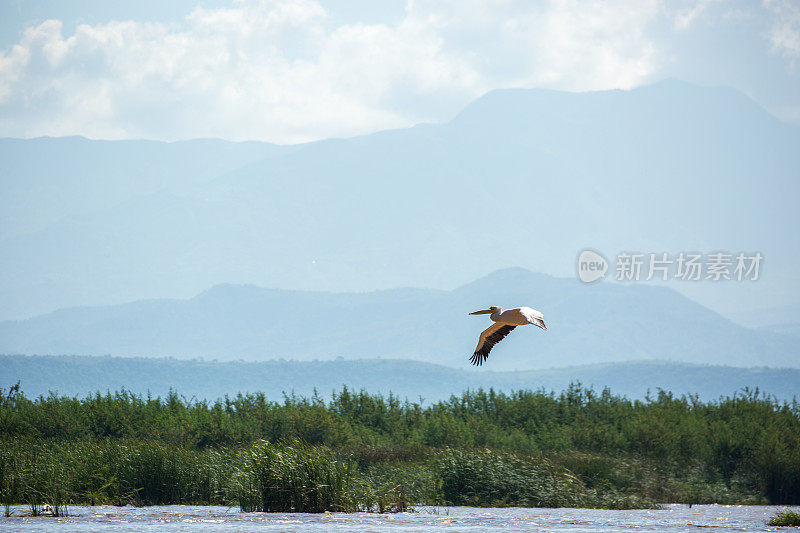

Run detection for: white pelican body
[[468, 306, 546, 366]]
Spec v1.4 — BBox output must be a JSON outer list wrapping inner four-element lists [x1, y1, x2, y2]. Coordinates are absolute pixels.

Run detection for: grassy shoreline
[[2, 383, 798, 513], [0, 438, 668, 513]]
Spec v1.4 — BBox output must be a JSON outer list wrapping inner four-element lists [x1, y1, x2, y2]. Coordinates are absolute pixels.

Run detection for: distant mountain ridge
[[1, 79, 798, 320], [1, 354, 797, 404], [0, 268, 796, 370]]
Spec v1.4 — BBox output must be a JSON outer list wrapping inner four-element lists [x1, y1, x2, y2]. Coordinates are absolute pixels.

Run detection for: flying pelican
[[469, 306, 546, 366]]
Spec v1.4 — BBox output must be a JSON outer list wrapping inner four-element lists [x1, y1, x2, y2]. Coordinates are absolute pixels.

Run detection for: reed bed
[[0, 439, 235, 509], [436, 447, 585, 507], [234, 440, 363, 512], [0, 439, 658, 512], [2, 383, 798, 512]]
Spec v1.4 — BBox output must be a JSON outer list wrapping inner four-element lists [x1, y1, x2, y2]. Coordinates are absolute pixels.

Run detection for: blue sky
[[1, 0, 799, 143]]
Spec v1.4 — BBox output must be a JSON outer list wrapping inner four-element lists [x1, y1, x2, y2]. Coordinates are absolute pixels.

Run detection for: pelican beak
[[469, 308, 494, 315]]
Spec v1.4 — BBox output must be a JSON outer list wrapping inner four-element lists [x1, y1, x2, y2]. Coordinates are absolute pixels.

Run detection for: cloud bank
[[0, 0, 797, 142]]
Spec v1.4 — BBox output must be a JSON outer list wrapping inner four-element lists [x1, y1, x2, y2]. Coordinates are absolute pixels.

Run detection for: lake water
[[1, 504, 794, 532]]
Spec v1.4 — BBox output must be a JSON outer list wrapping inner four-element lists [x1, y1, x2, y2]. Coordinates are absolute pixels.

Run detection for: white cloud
[[764, 0, 800, 64], [0, 0, 791, 142], [671, 0, 722, 31]]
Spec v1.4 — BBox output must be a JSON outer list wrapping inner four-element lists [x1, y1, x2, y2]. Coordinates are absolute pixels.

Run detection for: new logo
[[577, 249, 608, 283]]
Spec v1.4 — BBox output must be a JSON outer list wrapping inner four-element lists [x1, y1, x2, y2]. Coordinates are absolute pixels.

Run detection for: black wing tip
[[470, 350, 487, 366]]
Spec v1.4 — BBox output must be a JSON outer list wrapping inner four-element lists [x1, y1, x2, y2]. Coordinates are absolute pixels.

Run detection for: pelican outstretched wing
[[470, 323, 516, 366]]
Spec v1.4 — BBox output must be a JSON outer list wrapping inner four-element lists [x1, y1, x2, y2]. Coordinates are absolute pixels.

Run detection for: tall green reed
[[234, 439, 365, 512], [435, 447, 590, 508]]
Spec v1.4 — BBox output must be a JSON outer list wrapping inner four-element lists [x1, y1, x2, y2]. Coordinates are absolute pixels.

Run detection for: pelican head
[[470, 306, 500, 315]]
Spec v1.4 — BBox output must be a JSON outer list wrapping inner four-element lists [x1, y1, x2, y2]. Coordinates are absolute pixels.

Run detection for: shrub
[[767, 509, 800, 526]]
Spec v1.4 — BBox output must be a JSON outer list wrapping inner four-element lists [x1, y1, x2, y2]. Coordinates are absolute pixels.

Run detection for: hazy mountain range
[[2, 355, 797, 404], [1, 268, 796, 370], [1, 79, 798, 322]]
